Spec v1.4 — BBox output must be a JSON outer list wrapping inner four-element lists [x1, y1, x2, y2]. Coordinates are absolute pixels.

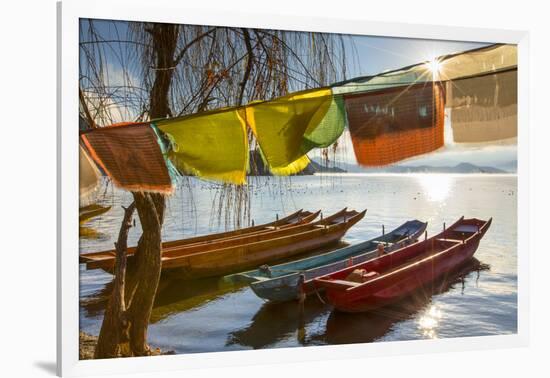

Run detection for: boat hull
[[79, 204, 111, 224], [315, 217, 491, 313], [162, 216, 363, 280], [328, 239, 481, 312], [248, 220, 427, 302], [80, 209, 319, 270]]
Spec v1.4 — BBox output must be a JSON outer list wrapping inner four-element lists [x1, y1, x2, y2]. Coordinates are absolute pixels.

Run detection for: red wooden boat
[[313, 217, 492, 313]]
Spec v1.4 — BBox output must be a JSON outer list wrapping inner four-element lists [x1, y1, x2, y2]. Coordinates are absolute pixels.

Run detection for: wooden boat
[[160, 209, 366, 280], [79, 204, 111, 224], [313, 217, 491, 313], [80, 208, 319, 268], [229, 219, 427, 302], [320, 258, 488, 345]]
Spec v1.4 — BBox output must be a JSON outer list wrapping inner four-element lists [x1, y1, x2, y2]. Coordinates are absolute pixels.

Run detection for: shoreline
[[79, 332, 173, 360]]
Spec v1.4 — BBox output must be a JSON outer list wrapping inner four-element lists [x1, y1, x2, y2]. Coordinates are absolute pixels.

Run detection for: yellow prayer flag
[[245, 88, 333, 175], [156, 109, 248, 185]]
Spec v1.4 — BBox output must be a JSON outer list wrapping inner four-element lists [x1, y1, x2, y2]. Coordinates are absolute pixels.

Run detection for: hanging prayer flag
[[81, 123, 173, 193], [156, 109, 249, 185], [333, 64, 432, 95], [79, 145, 101, 198], [301, 94, 347, 152], [447, 69, 517, 142], [245, 88, 343, 175], [438, 44, 517, 82], [345, 82, 446, 166]]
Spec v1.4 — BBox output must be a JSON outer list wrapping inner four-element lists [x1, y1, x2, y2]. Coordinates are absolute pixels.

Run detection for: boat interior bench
[[453, 224, 480, 233], [436, 238, 463, 244], [372, 240, 393, 247], [323, 279, 362, 288]]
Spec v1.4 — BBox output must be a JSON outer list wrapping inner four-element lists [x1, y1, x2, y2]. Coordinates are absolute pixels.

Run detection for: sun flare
[[416, 174, 454, 203], [426, 57, 442, 80]]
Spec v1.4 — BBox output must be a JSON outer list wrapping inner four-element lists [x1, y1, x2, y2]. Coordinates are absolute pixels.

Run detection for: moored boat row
[[81, 208, 491, 313], [226, 219, 428, 302], [80, 208, 320, 269], [161, 209, 366, 280], [81, 208, 366, 280]]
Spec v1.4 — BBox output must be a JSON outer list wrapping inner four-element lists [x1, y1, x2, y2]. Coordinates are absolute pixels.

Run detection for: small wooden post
[[443, 222, 446, 240], [297, 274, 306, 304], [382, 225, 385, 236], [297, 273, 306, 344], [425, 230, 428, 241], [251, 219, 255, 227]]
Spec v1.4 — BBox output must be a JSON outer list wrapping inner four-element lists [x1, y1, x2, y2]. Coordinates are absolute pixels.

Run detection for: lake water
[[79, 174, 517, 353]]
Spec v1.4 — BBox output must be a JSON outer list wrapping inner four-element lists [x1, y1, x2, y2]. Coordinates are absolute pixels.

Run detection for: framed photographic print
[[58, 0, 529, 376]]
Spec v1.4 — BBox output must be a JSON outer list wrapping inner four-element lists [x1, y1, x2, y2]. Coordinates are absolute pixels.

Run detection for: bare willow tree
[[79, 19, 354, 358]]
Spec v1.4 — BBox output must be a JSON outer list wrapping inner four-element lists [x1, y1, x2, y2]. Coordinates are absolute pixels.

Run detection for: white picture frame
[[57, 1, 530, 376]]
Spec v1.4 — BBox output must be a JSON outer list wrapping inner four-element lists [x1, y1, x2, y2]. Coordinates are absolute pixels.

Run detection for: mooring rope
[[314, 289, 327, 305]]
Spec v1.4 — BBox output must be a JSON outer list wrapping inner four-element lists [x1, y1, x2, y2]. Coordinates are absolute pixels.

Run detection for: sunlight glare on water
[[418, 305, 443, 339], [415, 174, 454, 203]]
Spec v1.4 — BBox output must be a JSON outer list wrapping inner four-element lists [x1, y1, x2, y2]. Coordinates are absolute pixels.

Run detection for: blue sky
[[81, 19, 488, 85]]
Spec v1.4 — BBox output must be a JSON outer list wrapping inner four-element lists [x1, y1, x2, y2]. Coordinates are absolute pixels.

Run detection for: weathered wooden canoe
[[230, 219, 428, 302], [160, 209, 366, 280], [80, 208, 319, 269], [79, 204, 111, 224], [314, 217, 491, 313]]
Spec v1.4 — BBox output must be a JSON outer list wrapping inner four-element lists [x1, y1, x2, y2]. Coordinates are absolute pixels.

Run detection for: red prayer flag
[[345, 82, 446, 166], [81, 123, 173, 194]]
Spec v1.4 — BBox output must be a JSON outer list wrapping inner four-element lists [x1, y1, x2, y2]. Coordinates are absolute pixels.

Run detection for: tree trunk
[[94, 203, 135, 358], [121, 23, 178, 356], [94, 23, 177, 358], [149, 23, 179, 118], [125, 192, 165, 356]]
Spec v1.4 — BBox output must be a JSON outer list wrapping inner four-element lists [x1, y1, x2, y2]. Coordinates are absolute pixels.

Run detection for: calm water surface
[[79, 174, 517, 353]]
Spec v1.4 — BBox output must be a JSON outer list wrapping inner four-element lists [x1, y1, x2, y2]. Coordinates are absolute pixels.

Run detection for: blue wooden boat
[[226, 219, 428, 302]]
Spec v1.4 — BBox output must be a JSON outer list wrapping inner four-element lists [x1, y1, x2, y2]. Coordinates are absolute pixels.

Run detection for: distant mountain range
[[247, 150, 514, 175], [302, 159, 347, 174], [311, 160, 514, 174]]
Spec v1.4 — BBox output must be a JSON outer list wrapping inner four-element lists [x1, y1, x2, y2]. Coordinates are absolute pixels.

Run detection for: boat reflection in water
[[314, 258, 489, 345], [80, 240, 352, 321], [80, 274, 247, 323], [79, 225, 109, 240], [150, 277, 247, 323], [226, 296, 329, 349], [81, 255, 489, 349], [228, 258, 489, 349]]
